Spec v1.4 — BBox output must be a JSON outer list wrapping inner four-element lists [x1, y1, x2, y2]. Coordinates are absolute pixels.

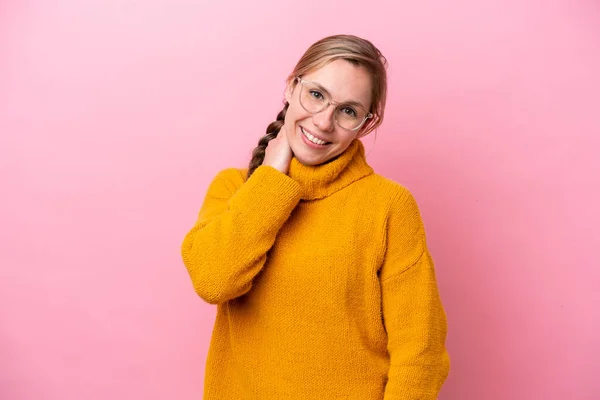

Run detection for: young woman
[[181, 34, 450, 399]]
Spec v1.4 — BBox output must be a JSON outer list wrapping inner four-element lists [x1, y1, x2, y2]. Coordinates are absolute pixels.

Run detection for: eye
[[309, 90, 325, 101], [340, 106, 358, 118]]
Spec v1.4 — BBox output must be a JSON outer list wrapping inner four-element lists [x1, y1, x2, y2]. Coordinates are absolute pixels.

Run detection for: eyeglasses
[[296, 77, 373, 131]]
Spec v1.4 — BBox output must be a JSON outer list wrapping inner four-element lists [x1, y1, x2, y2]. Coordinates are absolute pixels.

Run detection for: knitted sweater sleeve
[[181, 165, 301, 304], [380, 189, 450, 399]]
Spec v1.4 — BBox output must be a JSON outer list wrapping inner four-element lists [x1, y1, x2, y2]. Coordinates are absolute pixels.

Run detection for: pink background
[[1, 0, 599, 399]]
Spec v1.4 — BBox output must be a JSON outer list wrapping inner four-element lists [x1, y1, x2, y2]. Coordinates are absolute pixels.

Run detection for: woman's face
[[283, 59, 373, 166]]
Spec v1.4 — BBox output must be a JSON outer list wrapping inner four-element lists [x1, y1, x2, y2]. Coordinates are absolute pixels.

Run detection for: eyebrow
[[311, 81, 368, 110]]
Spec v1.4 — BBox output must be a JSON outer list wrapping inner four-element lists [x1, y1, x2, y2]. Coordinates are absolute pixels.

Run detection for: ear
[[284, 80, 295, 103]]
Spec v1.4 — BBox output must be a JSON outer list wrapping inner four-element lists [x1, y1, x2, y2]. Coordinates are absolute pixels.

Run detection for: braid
[[246, 103, 289, 179]]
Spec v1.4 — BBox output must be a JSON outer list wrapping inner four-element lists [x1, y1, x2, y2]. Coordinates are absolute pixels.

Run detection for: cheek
[[336, 135, 358, 152], [286, 102, 312, 125], [282, 109, 295, 135], [283, 105, 302, 134], [282, 111, 299, 145]]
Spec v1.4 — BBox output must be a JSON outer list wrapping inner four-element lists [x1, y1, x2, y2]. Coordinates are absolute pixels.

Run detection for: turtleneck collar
[[288, 139, 374, 201]]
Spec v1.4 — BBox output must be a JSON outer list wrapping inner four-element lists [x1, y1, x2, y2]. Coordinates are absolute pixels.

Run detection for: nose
[[312, 104, 335, 132]]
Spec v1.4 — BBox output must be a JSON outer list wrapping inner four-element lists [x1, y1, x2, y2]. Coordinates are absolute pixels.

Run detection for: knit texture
[[181, 140, 450, 399]]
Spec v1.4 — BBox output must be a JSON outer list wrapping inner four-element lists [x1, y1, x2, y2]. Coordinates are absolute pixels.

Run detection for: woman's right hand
[[263, 126, 293, 175]]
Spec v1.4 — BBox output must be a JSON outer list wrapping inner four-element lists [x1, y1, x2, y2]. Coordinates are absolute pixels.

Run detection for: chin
[[293, 150, 327, 166], [288, 128, 340, 166]]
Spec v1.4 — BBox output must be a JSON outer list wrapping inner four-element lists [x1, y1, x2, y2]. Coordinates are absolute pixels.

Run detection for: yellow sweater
[[181, 139, 450, 399]]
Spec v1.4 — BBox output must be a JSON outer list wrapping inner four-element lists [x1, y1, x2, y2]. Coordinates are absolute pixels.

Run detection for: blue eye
[[309, 90, 325, 101]]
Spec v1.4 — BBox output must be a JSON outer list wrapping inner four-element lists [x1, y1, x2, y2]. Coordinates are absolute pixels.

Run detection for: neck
[[288, 140, 374, 200]]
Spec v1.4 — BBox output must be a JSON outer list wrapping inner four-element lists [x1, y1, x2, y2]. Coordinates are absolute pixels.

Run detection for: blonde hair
[[247, 34, 388, 178]]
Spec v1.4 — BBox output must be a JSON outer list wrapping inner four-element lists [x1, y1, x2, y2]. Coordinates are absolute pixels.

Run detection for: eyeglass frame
[[294, 77, 374, 132]]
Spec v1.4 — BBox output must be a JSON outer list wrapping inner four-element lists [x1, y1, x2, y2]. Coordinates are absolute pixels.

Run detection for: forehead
[[302, 59, 372, 107]]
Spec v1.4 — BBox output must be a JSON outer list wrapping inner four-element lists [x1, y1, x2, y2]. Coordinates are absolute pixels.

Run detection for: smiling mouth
[[301, 127, 331, 146]]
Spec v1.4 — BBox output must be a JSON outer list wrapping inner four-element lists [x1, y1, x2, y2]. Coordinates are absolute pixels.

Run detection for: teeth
[[301, 127, 327, 145]]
